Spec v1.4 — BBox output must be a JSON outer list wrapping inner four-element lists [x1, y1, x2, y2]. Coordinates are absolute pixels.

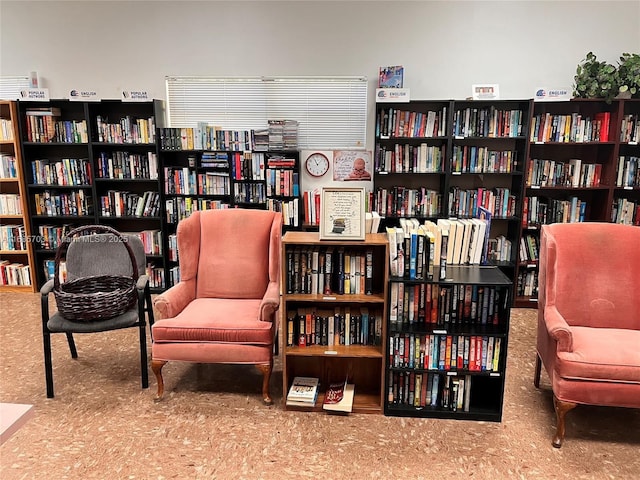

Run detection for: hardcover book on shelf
[[286, 376, 319, 407], [322, 378, 355, 413]]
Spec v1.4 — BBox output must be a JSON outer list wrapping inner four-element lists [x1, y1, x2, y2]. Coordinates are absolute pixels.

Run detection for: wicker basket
[[53, 225, 139, 321]]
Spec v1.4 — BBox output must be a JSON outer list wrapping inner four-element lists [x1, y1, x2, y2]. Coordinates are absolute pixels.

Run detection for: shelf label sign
[[376, 88, 410, 103], [121, 90, 150, 102], [19, 88, 50, 101], [534, 87, 571, 102], [68, 89, 100, 101]]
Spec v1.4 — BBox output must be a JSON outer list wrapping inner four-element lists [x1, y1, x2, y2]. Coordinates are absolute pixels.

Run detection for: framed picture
[[320, 187, 366, 241]]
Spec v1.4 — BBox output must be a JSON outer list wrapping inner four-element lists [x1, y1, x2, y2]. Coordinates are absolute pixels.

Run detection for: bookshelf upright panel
[[281, 231, 389, 414], [0, 100, 36, 291]]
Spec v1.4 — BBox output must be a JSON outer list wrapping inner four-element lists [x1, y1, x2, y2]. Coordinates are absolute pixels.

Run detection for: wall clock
[[305, 152, 330, 177]]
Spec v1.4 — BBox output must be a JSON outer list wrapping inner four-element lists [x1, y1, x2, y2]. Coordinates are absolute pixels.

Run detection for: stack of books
[[285, 376, 319, 407]]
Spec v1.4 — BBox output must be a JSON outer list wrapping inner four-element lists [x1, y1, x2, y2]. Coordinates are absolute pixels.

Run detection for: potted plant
[[573, 52, 618, 102], [615, 53, 640, 99]]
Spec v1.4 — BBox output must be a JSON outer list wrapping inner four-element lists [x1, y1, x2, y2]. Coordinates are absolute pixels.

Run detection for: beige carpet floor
[[0, 292, 638, 480]]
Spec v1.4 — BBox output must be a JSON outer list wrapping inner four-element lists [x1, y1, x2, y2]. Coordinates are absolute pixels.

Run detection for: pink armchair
[[534, 222, 640, 447], [151, 209, 282, 404]]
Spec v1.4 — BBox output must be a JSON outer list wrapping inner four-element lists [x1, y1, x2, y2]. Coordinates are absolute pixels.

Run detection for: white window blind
[[0, 76, 30, 100], [166, 76, 368, 149]]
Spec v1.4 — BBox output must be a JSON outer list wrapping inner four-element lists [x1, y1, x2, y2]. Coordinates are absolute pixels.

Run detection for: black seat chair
[[40, 226, 155, 398]]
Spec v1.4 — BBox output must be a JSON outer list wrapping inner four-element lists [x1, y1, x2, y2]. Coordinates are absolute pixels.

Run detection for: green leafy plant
[[615, 53, 640, 98], [573, 52, 618, 102]]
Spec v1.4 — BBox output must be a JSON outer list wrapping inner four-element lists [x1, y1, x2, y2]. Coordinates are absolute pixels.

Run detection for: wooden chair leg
[[534, 353, 542, 388], [151, 359, 167, 401], [553, 395, 577, 448], [256, 362, 273, 405]]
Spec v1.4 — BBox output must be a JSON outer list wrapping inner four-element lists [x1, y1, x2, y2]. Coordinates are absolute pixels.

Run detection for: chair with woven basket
[[40, 225, 155, 398]]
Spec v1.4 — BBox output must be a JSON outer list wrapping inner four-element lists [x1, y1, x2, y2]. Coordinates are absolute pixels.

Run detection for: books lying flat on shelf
[[286, 376, 319, 407], [322, 379, 355, 413]]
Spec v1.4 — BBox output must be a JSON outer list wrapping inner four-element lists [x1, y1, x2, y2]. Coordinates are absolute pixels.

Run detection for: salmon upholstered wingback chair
[[151, 209, 282, 404], [534, 222, 640, 447]]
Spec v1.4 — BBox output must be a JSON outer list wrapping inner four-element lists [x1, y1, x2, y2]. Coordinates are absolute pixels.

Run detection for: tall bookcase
[[385, 265, 512, 421], [158, 137, 301, 288], [17, 99, 165, 291], [281, 231, 389, 414], [374, 99, 531, 289], [515, 98, 639, 308], [0, 100, 36, 291]]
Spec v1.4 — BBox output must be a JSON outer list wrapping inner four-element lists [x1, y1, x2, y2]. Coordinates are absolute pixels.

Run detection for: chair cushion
[[48, 308, 141, 333], [152, 298, 272, 345], [556, 327, 640, 384]]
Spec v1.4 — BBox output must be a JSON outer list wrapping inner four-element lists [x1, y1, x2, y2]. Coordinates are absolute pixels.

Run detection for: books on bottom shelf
[[322, 378, 355, 414], [286, 376, 319, 407]]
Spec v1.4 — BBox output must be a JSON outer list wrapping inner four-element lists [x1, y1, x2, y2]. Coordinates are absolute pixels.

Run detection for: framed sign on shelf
[[320, 187, 366, 241]]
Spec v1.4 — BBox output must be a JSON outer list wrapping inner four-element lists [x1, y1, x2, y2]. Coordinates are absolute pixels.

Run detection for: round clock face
[[305, 152, 330, 177]]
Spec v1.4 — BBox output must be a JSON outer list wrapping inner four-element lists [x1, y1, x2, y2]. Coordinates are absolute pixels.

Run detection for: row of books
[[164, 167, 197, 195], [523, 196, 587, 225], [611, 198, 640, 226], [168, 265, 180, 287], [389, 333, 502, 372], [620, 114, 639, 143], [98, 191, 160, 218], [95, 115, 155, 144], [0, 194, 22, 215], [374, 143, 445, 174], [25, 113, 88, 144], [43, 259, 67, 283], [0, 118, 13, 141], [388, 372, 471, 412], [266, 198, 299, 227], [33, 190, 93, 217], [519, 234, 539, 263], [448, 187, 516, 218], [284, 246, 374, 295], [286, 306, 382, 348], [452, 107, 524, 138], [30, 158, 92, 186], [616, 155, 639, 187], [233, 183, 265, 204], [0, 154, 17, 178], [167, 233, 178, 261], [0, 224, 27, 251], [231, 151, 265, 181], [517, 269, 538, 298], [0, 261, 31, 286], [198, 172, 229, 196], [373, 187, 441, 218], [377, 107, 448, 139], [164, 198, 230, 224], [146, 263, 165, 289], [201, 151, 230, 168], [95, 151, 158, 180], [451, 146, 518, 174], [122, 230, 163, 256], [265, 168, 299, 197], [302, 189, 321, 226], [387, 217, 491, 280], [389, 283, 506, 327], [526, 158, 602, 188], [36, 224, 72, 250], [158, 126, 253, 152], [529, 112, 610, 143]]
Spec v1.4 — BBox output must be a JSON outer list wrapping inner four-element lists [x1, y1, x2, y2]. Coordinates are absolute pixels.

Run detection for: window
[[0, 76, 30, 101], [166, 76, 368, 149]]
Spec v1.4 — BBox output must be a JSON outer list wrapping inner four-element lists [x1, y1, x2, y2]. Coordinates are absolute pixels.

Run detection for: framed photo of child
[[332, 150, 372, 182]]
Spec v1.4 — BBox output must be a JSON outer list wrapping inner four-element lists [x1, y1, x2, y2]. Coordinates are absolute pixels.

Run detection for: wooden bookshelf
[[0, 100, 36, 292], [515, 98, 640, 308], [281, 232, 389, 414]]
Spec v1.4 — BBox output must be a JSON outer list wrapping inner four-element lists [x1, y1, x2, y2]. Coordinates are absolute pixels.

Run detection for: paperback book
[[322, 378, 355, 413], [378, 66, 404, 89]]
